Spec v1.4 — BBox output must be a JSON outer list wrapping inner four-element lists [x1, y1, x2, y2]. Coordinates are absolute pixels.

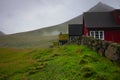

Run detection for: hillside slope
[[0, 45, 120, 80], [0, 31, 5, 36], [0, 2, 115, 48]]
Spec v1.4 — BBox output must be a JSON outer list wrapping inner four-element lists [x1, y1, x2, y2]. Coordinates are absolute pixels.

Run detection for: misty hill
[[0, 2, 115, 48], [0, 31, 5, 36]]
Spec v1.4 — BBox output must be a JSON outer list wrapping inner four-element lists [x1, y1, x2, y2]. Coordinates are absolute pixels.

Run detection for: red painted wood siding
[[84, 26, 88, 35], [83, 18, 89, 36], [104, 30, 120, 43], [84, 26, 120, 43]]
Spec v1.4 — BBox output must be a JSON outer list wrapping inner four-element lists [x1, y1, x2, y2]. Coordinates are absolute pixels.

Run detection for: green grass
[[0, 45, 120, 80], [0, 35, 58, 48]]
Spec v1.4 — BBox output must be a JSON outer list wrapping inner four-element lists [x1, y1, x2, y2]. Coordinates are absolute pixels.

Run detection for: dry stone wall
[[81, 36, 120, 63]]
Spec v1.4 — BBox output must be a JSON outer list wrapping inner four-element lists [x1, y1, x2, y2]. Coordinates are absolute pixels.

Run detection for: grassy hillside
[[0, 45, 120, 80], [0, 35, 58, 48]]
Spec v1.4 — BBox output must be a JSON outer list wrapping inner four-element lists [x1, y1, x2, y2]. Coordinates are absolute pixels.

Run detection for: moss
[[79, 59, 88, 64], [96, 75, 109, 80], [80, 65, 96, 78]]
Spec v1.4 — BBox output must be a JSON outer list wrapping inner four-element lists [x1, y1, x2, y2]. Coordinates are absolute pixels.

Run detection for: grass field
[[0, 45, 120, 80], [0, 35, 58, 48]]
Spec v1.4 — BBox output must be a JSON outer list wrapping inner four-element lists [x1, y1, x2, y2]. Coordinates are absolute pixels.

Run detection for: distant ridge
[[0, 31, 5, 36], [0, 2, 116, 48]]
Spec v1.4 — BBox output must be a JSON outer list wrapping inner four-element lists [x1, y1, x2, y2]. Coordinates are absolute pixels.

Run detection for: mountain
[[0, 31, 5, 36], [89, 2, 114, 12], [0, 2, 115, 48]]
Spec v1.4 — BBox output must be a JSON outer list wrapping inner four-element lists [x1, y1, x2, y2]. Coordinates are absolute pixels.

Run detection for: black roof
[[84, 12, 120, 29], [114, 9, 120, 13], [69, 24, 83, 36]]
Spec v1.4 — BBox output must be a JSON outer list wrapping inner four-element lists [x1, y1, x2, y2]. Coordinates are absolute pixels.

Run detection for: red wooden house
[[83, 9, 120, 43]]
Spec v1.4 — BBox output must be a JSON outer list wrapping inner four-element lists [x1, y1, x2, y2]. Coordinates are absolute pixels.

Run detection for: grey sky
[[0, 0, 120, 34]]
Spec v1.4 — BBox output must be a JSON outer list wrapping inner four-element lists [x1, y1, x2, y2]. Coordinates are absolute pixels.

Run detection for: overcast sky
[[0, 0, 120, 34]]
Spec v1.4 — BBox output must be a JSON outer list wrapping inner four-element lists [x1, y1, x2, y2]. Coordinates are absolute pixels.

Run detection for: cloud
[[0, 0, 71, 34]]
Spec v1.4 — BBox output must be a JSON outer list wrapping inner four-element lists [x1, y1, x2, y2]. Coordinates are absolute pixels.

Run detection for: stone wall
[[81, 36, 120, 63]]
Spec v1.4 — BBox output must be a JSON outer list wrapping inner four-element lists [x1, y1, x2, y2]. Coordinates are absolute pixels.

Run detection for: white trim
[[90, 31, 95, 38], [90, 30, 104, 40]]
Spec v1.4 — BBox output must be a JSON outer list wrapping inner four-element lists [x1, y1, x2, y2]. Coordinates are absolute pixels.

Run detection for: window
[[95, 31, 99, 39], [90, 31, 104, 40], [90, 31, 94, 37]]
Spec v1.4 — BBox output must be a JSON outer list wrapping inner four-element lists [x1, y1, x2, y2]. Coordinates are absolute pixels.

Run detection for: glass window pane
[[100, 31, 103, 36], [100, 31, 104, 40], [91, 31, 94, 37], [95, 31, 99, 39]]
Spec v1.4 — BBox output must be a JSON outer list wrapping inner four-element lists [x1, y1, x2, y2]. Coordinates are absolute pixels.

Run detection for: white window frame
[[90, 31, 104, 40]]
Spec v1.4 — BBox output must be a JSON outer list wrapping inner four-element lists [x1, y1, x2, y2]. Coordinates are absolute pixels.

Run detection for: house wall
[[83, 24, 120, 43], [83, 18, 88, 36], [83, 25, 89, 36], [104, 30, 120, 43]]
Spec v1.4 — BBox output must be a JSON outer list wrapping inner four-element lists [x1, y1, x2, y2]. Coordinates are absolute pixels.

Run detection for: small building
[[59, 32, 68, 45], [83, 9, 120, 43], [68, 24, 83, 43]]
